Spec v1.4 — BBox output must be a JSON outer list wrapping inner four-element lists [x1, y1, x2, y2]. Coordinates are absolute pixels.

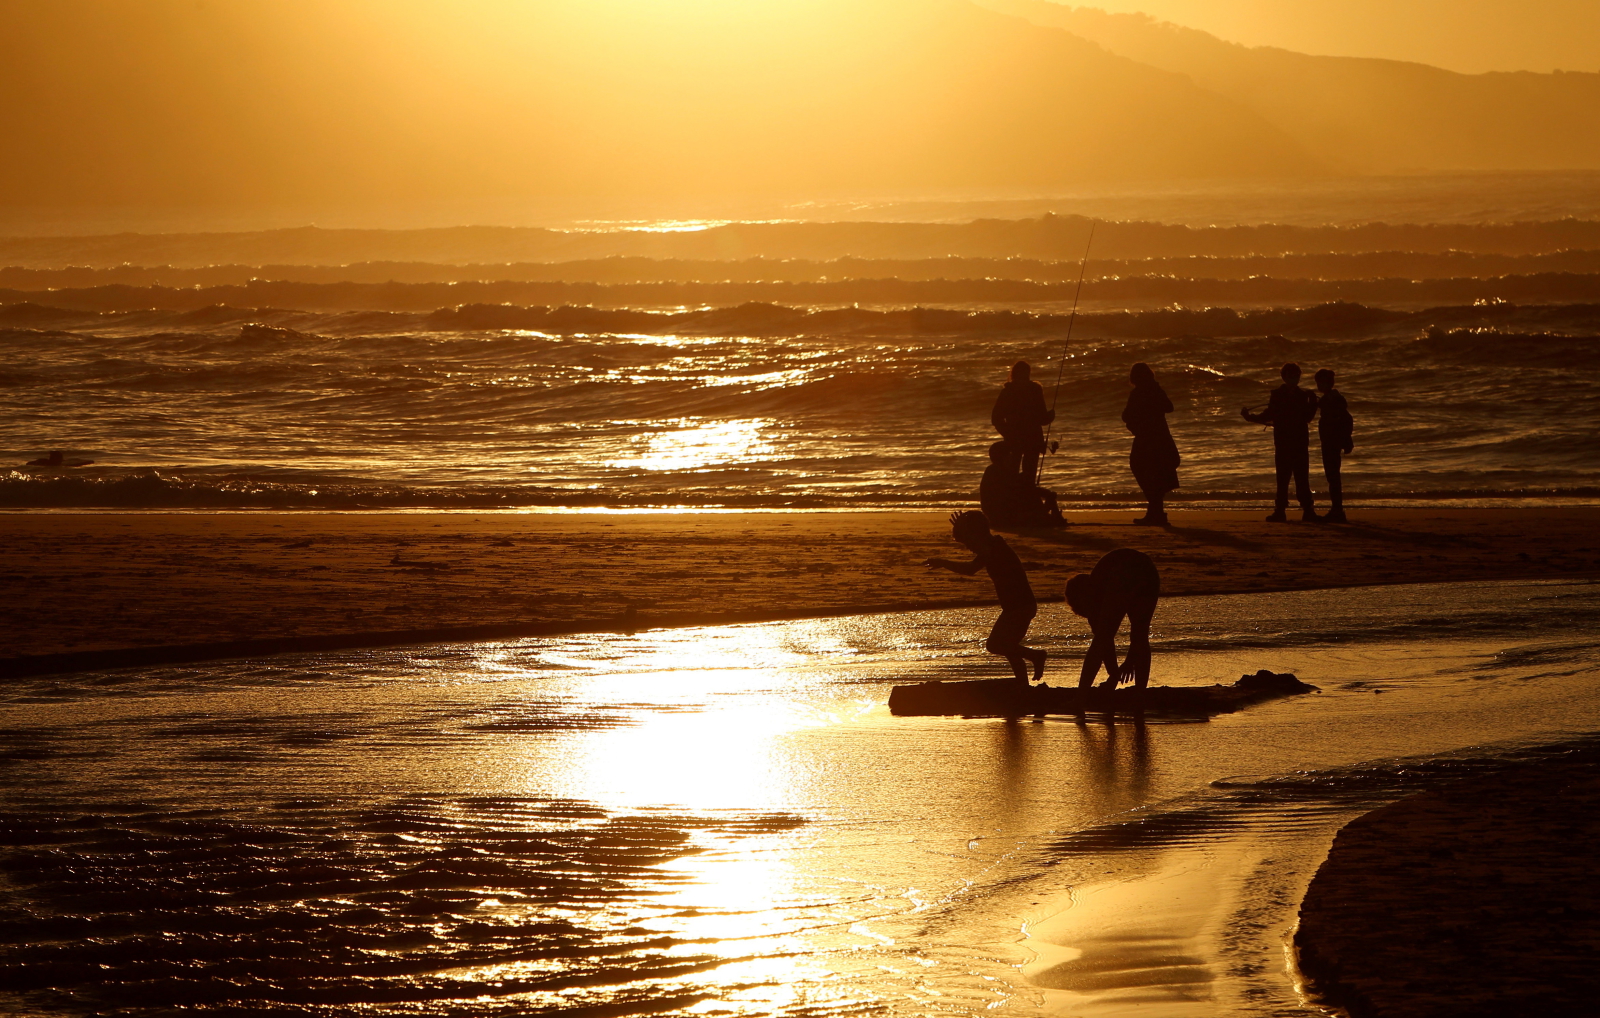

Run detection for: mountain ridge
[[975, 0, 1600, 173]]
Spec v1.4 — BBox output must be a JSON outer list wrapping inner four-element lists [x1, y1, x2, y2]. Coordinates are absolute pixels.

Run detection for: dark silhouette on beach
[[991, 360, 1054, 483], [1314, 368, 1353, 523], [1066, 548, 1160, 691], [1122, 362, 1180, 525], [25, 451, 94, 468], [979, 441, 1065, 528], [925, 510, 1046, 685], [1242, 361, 1321, 521]]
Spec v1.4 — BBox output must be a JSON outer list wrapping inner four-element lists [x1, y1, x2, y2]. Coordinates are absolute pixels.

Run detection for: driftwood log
[[888, 669, 1316, 718]]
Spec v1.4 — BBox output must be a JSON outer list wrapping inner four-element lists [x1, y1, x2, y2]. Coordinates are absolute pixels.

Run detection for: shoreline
[[1295, 748, 1600, 1017], [3, 506, 1597, 668]]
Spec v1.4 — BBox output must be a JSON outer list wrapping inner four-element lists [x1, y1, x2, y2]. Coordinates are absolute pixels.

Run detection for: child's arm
[[924, 554, 985, 576]]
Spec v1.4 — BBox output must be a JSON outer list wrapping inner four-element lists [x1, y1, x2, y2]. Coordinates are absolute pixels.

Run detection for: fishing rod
[[1037, 220, 1096, 486]]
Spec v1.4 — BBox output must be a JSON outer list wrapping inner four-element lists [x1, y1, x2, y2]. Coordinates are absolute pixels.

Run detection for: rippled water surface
[[4, 579, 1600, 1016], [4, 300, 1599, 507]]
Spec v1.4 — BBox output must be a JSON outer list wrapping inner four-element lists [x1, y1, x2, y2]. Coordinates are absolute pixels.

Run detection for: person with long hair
[[1122, 362, 1180, 525]]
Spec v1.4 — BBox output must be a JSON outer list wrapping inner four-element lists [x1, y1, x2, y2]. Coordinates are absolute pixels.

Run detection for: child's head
[[1010, 360, 1031, 383], [1065, 573, 1096, 617], [949, 510, 991, 548], [988, 441, 1010, 464], [1314, 368, 1335, 392], [1281, 362, 1302, 384]]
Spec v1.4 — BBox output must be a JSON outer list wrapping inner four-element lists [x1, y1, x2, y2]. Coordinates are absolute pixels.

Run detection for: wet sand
[[2, 506, 1598, 668], [1295, 749, 1600, 1018]]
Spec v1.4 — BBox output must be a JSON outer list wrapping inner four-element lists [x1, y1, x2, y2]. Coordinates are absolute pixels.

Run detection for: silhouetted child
[[979, 441, 1065, 528], [1065, 548, 1160, 691], [1242, 362, 1320, 521], [925, 510, 1046, 685], [1314, 368, 1353, 523]]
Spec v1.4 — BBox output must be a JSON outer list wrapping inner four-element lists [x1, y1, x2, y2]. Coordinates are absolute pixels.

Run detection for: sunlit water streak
[[3, 579, 1600, 1016], [3, 301, 1599, 507], [3, 579, 1600, 1018]]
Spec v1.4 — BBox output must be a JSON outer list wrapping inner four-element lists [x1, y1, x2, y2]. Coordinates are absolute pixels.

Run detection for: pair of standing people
[[1242, 362, 1352, 523]]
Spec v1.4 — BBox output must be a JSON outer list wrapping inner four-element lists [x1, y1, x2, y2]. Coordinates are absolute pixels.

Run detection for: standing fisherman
[[1122, 362, 1180, 526], [991, 361, 1054, 483]]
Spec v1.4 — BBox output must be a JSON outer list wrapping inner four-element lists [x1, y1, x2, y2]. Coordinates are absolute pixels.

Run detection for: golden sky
[[1069, 0, 1600, 74], [1, 0, 1596, 232]]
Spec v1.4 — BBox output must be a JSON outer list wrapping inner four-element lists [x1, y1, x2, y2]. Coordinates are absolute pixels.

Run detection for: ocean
[[4, 298, 1599, 509]]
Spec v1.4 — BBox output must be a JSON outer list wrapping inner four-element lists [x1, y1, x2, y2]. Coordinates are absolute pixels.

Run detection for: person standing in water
[[991, 360, 1054, 483], [1314, 368, 1353, 523], [925, 510, 1047, 686], [1065, 548, 1160, 691], [1242, 362, 1320, 522], [1122, 362, 1180, 526]]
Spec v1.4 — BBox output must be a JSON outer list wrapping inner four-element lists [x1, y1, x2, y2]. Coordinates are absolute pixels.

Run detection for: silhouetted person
[[991, 360, 1054, 483], [925, 510, 1046, 685], [1314, 368, 1353, 524], [1242, 362, 1320, 521], [980, 441, 1065, 528], [1065, 548, 1160, 691], [1122, 362, 1179, 526], [25, 450, 93, 468]]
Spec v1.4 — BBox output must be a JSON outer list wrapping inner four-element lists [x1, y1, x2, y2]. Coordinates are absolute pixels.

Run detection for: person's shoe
[[1324, 507, 1348, 523], [1132, 515, 1159, 525], [1301, 509, 1321, 522], [1265, 510, 1288, 522]]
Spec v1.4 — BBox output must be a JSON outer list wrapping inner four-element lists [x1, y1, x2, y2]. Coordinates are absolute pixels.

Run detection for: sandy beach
[[3, 506, 1597, 669], [5, 507, 1600, 1013], [1296, 749, 1600, 1017]]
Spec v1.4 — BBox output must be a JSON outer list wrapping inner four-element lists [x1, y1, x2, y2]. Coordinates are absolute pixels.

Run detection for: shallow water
[[4, 578, 1600, 1016]]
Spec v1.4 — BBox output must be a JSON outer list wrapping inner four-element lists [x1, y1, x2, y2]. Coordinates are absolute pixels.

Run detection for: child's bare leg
[[1002, 652, 1029, 684], [1022, 645, 1047, 681], [1128, 604, 1154, 690], [987, 608, 1037, 685]]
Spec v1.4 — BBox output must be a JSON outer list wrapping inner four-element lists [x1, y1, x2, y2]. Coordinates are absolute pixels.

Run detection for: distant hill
[[976, 0, 1600, 173], [0, 0, 1317, 214]]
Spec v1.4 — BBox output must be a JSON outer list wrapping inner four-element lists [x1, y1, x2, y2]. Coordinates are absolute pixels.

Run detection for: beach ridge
[[1295, 749, 1600, 1017], [4, 507, 1597, 664]]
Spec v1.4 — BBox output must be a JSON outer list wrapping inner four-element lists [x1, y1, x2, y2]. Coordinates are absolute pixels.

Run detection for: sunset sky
[[2, 0, 1598, 234]]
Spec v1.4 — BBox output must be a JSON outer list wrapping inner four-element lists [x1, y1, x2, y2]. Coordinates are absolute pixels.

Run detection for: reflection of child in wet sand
[[924, 510, 1046, 685], [1066, 548, 1160, 691]]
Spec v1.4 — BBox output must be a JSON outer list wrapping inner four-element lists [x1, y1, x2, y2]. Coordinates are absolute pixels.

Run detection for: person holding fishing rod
[[990, 361, 1054, 482]]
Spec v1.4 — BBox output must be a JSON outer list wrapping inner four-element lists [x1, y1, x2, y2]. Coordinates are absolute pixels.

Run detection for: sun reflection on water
[[608, 418, 781, 473]]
